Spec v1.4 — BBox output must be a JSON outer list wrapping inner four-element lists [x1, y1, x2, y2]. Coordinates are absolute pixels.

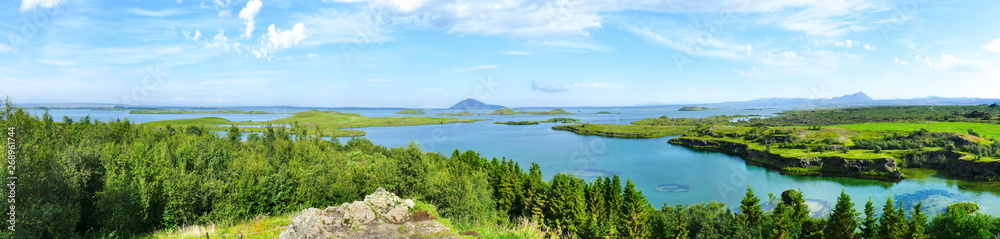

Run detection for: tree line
[[1, 101, 998, 238]]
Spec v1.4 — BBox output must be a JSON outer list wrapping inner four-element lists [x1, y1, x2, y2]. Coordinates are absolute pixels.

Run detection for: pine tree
[[673, 204, 689, 239], [826, 189, 858, 238], [545, 174, 587, 236], [621, 180, 650, 238], [859, 199, 878, 239], [877, 197, 905, 239], [739, 186, 763, 226], [605, 175, 623, 237], [907, 202, 928, 239], [581, 177, 608, 238], [522, 163, 547, 225]]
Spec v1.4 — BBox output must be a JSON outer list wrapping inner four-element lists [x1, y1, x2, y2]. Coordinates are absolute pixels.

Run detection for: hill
[[448, 98, 505, 110]]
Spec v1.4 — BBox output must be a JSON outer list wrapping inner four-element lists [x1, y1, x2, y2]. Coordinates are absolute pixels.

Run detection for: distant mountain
[[448, 98, 506, 110], [626, 92, 998, 109], [829, 92, 873, 103]]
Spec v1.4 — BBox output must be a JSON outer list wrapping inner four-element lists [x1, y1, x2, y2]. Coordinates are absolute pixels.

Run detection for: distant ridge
[[829, 92, 873, 103], [448, 98, 506, 110]]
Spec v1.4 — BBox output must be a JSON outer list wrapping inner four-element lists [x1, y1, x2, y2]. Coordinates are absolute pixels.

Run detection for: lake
[[29, 107, 1000, 216]]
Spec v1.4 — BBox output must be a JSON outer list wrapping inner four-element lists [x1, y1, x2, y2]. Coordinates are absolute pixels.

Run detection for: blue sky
[[1, 0, 999, 108]]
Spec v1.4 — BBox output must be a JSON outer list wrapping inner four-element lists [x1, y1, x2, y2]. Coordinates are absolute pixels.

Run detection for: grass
[[436, 111, 474, 116], [396, 109, 427, 114], [494, 118, 579, 125], [143, 110, 487, 136], [141, 213, 293, 239], [678, 106, 719, 111], [130, 109, 272, 114], [553, 124, 693, 138], [828, 122, 1000, 138], [489, 108, 573, 115], [142, 199, 546, 239]]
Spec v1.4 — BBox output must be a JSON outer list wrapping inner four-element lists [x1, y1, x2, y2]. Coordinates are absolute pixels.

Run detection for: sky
[[1, 0, 999, 108]]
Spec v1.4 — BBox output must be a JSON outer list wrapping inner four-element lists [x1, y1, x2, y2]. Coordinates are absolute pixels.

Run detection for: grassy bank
[[130, 109, 273, 114], [144, 110, 487, 136]]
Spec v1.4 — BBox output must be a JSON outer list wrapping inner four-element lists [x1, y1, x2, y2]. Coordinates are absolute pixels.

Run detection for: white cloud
[[505, 51, 535, 55], [0, 44, 11, 53], [735, 66, 764, 78], [921, 52, 984, 71], [39, 59, 76, 66], [625, 26, 741, 59], [834, 39, 855, 48], [126, 8, 188, 17], [893, 57, 908, 65], [2, 77, 22, 82], [531, 81, 567, 93], [863, 44, 876, 51], [20, 0, 61, 12], [445, 65, 498, 73], [367, 78, 392, 82], [296, 9, 392, 46], [534, 40, 612, 52], [254, 23, 309, 59], [567, 82, 625, 89], [373, 0, 601, 39], [192, 30, 202, 41], [239, 0, 263, 40], [218, 9, 232, 17], [984, 38, 1000, 53], [308, 53, 319, 57]]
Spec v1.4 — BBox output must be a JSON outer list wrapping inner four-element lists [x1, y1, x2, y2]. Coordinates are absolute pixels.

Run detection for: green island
[[143, 109, 486, 136], [596, 111, 616, 114], [4, 101, 1000, 238], [396, 109, 427, 114], [436, 111, 474, 116], [679, 106, 719, 111], [489, 108, 572, 115], [555, 106, 1000, 182], [129, 109, 273, 114], [493, 118, 579, 125]]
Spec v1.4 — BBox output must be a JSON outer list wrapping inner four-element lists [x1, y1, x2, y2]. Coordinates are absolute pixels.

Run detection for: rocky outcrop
[[947, 157, 1000, 180], [279, 188, 460, 239], [669, 137, 904, 180]]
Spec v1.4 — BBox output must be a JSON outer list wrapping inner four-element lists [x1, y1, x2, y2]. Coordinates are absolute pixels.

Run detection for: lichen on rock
[[279, 188, 460, 239]]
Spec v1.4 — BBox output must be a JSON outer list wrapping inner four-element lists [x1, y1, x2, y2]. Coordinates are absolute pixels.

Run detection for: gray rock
[[279, 188, 459, 239]]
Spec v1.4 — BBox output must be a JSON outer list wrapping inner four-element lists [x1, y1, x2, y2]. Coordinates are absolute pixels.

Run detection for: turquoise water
[[29, 108, 1000, 216]]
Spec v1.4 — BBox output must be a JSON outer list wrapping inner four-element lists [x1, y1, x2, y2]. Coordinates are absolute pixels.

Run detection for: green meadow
[[144, 110, 486, 136]]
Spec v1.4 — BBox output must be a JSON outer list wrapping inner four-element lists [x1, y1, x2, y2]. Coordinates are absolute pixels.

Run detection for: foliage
[[396, 109, 427, 114]]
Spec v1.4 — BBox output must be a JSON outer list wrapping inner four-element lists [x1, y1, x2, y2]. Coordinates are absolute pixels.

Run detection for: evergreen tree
[[621, 180, 650, 238], [826, 189, 858, 239], [907, 202, 928, 239], [672, 204, 689, 239], [581, 177, 608, 238], [545, 173, 587, 236], [859, 199, 878, 239], [522, 163, 547, 225], [604, 175, 623, 237], [739, 186, 763, 226], [877, 197, 905, 239]]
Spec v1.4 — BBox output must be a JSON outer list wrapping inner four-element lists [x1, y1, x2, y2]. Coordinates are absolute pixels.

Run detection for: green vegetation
[[144, 110, 486, 136], [596, 111, 615, 114], [396, 109, 427, 114], [829, 122, 1000, 138], [553, 124, 692, 138], [437, 111, 474, 116], [737, 105, 1000, 127], [678, 106, 719, 111], [489, 108, 573, 115], [130, 109, 272, 114], [2, 101, 998, 238], [552, 115, 752, 139], [494, 118, 579, 125]]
